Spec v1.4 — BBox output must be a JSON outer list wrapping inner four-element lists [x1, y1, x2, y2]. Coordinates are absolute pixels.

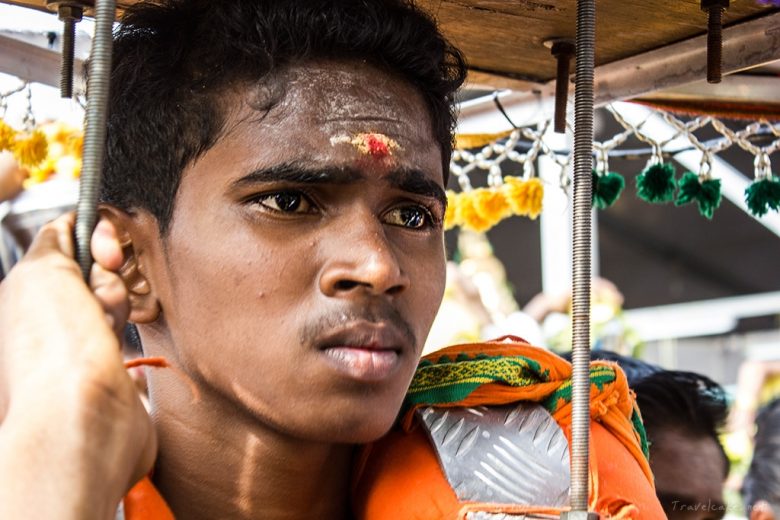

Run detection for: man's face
[[139, 61, 447, 443], [651, 429, 728, 520]]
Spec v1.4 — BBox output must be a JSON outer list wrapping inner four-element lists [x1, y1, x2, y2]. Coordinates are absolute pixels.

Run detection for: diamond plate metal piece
[[466, 512, 560, 520], [418, 403, 571, 508]]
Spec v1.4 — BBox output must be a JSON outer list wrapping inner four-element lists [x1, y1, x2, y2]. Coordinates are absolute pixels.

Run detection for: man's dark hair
[[742, 398, 780, 513], [633, 370, 730, 476], [99, 0, 466, 232], [561, 350, 662, 386]]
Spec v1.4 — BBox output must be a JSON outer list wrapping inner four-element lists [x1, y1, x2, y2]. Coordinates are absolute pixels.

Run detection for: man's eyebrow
[[386, 168, 447, 208], [231, 162, 361, 188], [230, 162, 446, 208]]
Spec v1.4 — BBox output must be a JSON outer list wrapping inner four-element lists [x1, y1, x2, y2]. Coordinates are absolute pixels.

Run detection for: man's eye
[[253, 191, 313, 213], [384, 206, 433, 229]]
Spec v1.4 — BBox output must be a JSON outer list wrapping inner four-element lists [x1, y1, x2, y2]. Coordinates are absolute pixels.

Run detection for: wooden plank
[[0, 32, 84, 87], [419, 0, 776, 82], [465, 69, 544, 91], [1, 0, 135, 15], [3, 0, 777, 84]]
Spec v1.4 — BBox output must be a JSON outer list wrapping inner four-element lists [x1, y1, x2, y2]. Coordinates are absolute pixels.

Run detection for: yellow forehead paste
[[330, 133, 400, 158]]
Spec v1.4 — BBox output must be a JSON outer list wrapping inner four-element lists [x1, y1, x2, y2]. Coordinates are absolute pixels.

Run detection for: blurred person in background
[[635, 371, 730, 519], [572, 351, 731, 519], [742, 398, 780, 520]]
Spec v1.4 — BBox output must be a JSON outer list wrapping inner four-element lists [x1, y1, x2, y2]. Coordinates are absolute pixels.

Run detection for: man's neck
[[146, 369, 354, 520]]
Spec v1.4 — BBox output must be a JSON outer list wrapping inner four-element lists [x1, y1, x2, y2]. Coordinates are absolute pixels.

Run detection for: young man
[[0, 1, 663, 518], [1, 1, 464, 518], [743, 398, 780, 520]]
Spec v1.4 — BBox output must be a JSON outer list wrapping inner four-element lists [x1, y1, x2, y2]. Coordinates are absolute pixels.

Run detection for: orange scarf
[[352, 338, 665, 519]]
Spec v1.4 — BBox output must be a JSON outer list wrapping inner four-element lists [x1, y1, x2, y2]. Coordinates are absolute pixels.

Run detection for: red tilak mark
[[365, 134, 390, 158]]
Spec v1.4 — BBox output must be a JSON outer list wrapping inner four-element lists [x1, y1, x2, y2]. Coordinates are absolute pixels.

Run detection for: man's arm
[[0, 214, 155, 520]]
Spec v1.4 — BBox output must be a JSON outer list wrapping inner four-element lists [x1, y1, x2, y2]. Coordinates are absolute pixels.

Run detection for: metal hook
[[493, 91, 519, 130]]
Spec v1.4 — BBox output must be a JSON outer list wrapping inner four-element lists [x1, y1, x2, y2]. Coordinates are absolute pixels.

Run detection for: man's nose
[[318, 224, 410, 298]]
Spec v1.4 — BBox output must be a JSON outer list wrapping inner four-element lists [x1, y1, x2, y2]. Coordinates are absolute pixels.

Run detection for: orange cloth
[[123, 476, 174, 520], [352, 423, 665, 519], [352, 340, 667, 519]]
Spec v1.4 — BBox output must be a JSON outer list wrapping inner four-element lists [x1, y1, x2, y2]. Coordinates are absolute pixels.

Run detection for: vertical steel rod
[[706, 6, 724, 83], [60, 17, 75, 98], [569, 0, 596, 513], [75, 0, 115, 280]]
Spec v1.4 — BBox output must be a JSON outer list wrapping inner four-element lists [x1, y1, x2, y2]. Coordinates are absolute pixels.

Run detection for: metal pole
[[75, 0, 115, 280], [563, 0, 596, 517]]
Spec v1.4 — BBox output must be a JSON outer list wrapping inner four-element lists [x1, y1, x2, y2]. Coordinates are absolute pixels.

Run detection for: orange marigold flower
[[457, 190, 494, 233], [472, 187, 510, 223]]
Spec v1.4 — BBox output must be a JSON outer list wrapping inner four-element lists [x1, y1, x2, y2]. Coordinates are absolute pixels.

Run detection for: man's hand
[[0, 213, 156, 520], [0, 151, 27, 203]]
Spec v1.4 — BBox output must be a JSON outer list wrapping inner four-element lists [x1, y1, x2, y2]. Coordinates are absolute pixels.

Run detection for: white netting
[[451, 103, 780, 193]]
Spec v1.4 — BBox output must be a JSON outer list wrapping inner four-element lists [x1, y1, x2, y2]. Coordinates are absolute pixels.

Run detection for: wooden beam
[[639, 75, 780, 105], [458, 11, 780, 134], [0, 33, 84, 88], [465, 69, 544, 92]]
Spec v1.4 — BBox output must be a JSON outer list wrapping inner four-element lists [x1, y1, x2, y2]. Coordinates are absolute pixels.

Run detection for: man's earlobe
[[120, 248, 161, 324], [98, 206, 161, 324]]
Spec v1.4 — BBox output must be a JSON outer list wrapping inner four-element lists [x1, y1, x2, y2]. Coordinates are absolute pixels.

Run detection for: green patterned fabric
[[404, 350, 650, 460], [407, 353, 548, 406]]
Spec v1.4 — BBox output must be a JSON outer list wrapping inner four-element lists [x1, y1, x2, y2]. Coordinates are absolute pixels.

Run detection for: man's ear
[[98, 205, 161, 324]]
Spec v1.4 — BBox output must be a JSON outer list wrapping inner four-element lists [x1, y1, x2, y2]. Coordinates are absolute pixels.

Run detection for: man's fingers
[[90, 263, 130, 338], [91, 218, 124, 272], [129, 414, 158, 494], [25, 212, 77, 260]]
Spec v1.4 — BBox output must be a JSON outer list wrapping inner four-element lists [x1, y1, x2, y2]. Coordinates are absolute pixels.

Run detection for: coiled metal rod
[[75, 0, 115, 280], [569, 0, 596, 514]]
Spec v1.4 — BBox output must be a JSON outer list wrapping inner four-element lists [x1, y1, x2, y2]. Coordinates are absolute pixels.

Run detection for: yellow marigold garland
[[503, 176, 543, 219], [12, 129, 48, 168], [0, 119, 83, 186], [472, 187, 511, 223], [28, 122, 83, 183], [456, 191, 493, 233], [0, 120, 16, 151], [444, 190, 460, 230], [444, 177, 545, 232]]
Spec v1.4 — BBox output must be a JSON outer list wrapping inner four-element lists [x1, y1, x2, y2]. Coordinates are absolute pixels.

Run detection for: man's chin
[[295, 403, 402, 445]]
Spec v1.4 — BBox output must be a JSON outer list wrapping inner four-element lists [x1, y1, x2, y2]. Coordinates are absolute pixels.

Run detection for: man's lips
[[315, 322, 409, 382]]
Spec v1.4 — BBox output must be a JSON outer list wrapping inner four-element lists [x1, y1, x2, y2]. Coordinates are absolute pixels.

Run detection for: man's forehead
[[651, 432, 726, 498], [278, 62, 429, 134]]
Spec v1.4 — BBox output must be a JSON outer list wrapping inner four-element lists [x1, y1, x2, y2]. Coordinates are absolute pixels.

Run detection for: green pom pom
[[592, 170, 625, 209], [674, 172, 722, 219], [636, 162, 677, 203], [745, 177, 780, 217]]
